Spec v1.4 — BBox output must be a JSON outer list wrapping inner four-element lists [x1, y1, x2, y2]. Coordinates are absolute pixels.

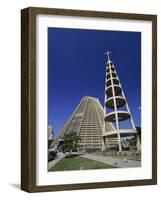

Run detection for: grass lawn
[[49, 155, 115, 171]]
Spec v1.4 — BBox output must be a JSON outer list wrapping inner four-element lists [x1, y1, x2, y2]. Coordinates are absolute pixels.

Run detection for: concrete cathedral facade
[[59, 96, 114, 150]]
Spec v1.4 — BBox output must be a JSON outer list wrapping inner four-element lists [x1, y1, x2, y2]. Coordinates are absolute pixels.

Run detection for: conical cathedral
[[59, 96, 114, 151]]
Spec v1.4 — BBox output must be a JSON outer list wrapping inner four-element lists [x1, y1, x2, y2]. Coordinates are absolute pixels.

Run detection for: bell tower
[[103, 51, 140, 152]]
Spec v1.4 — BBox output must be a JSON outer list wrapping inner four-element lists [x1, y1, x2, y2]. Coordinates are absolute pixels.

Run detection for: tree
[[136, 127, 141, 142], [62, 132, 80, 154], [48, 139, 53, 149]]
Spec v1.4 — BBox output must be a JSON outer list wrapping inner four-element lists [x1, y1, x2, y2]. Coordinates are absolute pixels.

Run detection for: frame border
[[21, 7, 157, 192]]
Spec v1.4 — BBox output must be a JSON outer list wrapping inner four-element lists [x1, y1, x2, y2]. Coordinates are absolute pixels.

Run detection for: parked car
[[48, 148, 57, 162]]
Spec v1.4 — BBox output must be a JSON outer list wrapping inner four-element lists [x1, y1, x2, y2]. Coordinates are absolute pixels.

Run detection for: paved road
[[48, 152, 65, 170], [80, 153, 141, 168]]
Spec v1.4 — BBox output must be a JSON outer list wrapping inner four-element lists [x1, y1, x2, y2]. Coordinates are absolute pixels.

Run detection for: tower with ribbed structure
[[103, 51, 139, 152], [59, 96, 114, 151]]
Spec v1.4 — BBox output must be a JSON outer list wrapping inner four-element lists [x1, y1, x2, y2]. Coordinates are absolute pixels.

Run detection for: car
[[48, 149, 57, 162]]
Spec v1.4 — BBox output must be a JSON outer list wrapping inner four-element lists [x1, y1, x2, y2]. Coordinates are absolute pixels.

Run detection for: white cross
[[104, 51, 112, 61]]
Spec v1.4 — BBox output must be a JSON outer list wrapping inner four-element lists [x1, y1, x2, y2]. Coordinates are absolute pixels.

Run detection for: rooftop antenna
[[104, 50, 112, 62]]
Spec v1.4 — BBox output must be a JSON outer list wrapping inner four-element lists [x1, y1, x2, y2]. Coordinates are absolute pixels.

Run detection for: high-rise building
[[59, 96, 114, 150], [103, 51, 140, 152], [48, 125, 54, 140]]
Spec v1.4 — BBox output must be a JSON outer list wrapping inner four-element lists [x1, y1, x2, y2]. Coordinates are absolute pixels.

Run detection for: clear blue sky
[[48, 27, 141, 135]]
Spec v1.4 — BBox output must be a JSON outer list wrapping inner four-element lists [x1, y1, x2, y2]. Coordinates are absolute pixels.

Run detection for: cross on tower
[[104, 51, 112, 62]]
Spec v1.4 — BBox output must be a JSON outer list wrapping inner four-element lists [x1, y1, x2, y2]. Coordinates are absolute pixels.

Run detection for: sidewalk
[[48, 152, 65, 170], [80, 153, 141, 168]]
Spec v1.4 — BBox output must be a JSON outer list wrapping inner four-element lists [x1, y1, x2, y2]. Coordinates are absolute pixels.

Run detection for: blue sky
[[48, 27, 141, 135]]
